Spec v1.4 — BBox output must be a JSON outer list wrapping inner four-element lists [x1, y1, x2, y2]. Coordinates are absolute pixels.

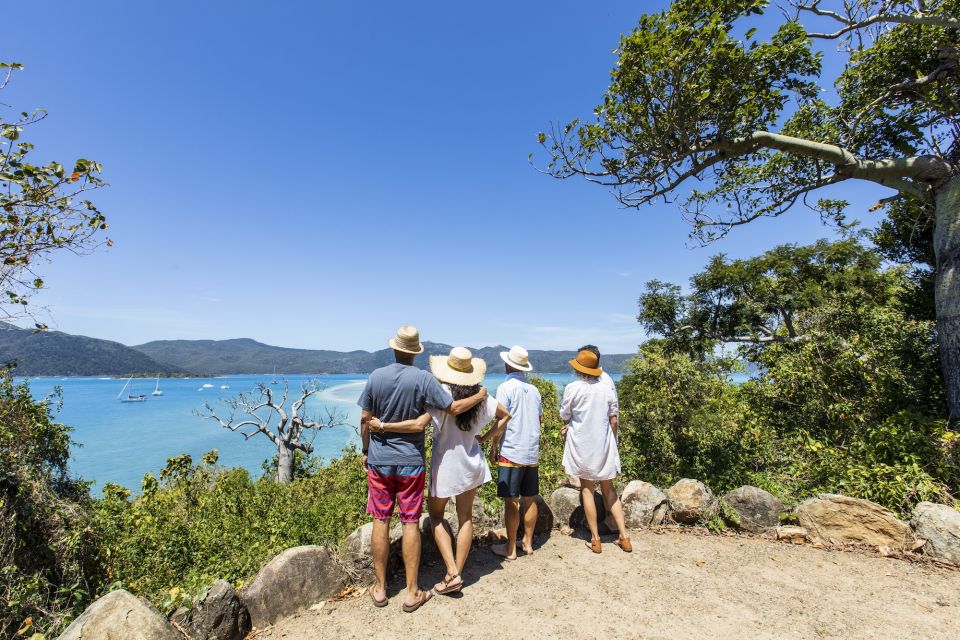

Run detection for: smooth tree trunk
[[934, 175, 960, 423], [276, 444, 294, 483]]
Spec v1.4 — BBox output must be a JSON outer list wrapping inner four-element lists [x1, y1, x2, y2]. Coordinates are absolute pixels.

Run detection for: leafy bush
[[0, 372, 104, 638], [619, 238, 957, 516], [93, 448, 367, 610]]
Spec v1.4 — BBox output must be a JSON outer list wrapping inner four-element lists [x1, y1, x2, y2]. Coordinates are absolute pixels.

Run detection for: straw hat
[[388, 325, 424, 354], [500, 345, 533, 372], [430, 347, 487, 386], [569, 349, 602, 376]]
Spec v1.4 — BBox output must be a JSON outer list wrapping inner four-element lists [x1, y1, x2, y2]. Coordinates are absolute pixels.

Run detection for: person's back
[[496, 373, 542, 465], [562, 377, 617, 439], [362, 362, 447, 466]]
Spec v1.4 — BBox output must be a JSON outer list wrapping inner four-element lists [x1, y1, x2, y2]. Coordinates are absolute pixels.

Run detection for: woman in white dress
[[560, 349, 631, 554], [427, 347, 511, 595]]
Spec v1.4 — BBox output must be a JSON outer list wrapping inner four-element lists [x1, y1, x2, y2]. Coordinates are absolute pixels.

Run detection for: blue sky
[[4, 1, 892, 353]]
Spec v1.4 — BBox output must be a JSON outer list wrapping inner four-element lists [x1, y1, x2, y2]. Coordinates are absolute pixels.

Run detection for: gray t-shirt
[[359, 363, 454, 466]]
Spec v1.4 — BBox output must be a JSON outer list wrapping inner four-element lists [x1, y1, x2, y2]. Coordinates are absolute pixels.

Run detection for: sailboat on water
[[117, 377, 147, 403], [271, 365, 278, 385], [152, 375, 163, 396]]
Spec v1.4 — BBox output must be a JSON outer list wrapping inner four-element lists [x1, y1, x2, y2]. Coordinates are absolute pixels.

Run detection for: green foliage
[[536, 0, 958, 241], [617, 342, 770, 492], [93, 449, 367, 609], [0, 371, 104, 638], [620, 238, 957, 515], [0, 63, 108, 326]]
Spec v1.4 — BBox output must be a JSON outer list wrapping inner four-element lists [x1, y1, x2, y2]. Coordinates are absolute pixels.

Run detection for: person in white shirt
[[560, 349, 631, 554], [425, 347, 511, 596], [491, 345, 543, 560], [579, 344, 621, 535]]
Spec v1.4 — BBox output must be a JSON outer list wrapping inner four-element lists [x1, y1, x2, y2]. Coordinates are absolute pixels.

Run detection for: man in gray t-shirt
[[358, 325, 487, 612]]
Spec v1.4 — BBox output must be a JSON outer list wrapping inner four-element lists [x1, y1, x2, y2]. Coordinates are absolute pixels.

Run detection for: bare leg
[[599, 480, 628, 535], [400, 520, 424, 607], [520, 496, 538, 555], [601, 488, 619, 533], [493, 497, 520, 560], [454, 488, 477, 574], [427, 496, 460, 591], [370, 518, 391, 602], [580, 480, 600, 543]]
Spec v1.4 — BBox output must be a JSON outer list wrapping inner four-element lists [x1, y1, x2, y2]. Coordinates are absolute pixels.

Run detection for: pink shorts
[[366, 464, 426, 523]]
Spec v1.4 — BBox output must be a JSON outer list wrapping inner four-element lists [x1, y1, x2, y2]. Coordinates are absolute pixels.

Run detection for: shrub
[[0, 372, 104, 638], [93, 448, 367, 610]]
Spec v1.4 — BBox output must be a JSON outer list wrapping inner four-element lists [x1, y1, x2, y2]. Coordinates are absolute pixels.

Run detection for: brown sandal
[[402, 589, 433, 613], [616, 536, 633, 553], [586, 538, 602, 554], [433, 573, 462, 595]]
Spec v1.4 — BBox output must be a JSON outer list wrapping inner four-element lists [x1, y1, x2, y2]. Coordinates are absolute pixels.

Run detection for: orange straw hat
[[569, 349, 602, 376], [388, 325, 424, 354], [430, 347, 487, 386]]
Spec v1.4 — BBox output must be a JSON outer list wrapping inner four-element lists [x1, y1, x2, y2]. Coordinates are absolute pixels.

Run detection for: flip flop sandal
[[434, 574, 462, 595], [616, 536, 633, 553], [402, 589, 433, 613], [369, 588, 389, 608], [586, 538, 602, 554]]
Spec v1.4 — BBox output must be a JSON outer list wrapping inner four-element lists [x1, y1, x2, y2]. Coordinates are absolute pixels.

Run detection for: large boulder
[[666, 479, 717, 525], [621, 481, 669, 528], [549, 486, 605, 530], [795, 494, 914, 549], [721, 486, 784, 533], [911, 501, 960, 564], [57, 589, 179, 640], [240, 546, 347, 628], [170, 580, 250, 640]]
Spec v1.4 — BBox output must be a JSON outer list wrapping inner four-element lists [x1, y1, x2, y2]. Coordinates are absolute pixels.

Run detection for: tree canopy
[[538, 0, 960, 418]]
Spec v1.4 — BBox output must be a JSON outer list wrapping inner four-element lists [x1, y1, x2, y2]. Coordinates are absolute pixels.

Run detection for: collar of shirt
[[506, 372, 527, 382]]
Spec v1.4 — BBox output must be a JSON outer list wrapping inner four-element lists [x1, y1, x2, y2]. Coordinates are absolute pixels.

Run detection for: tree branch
[[793, 1, 960, 39]]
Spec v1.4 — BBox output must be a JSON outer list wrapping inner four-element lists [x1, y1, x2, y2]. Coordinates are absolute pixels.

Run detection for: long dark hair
[[448, 383, 483, 431]]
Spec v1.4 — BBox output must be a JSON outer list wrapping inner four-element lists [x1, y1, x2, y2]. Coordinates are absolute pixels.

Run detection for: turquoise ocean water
[[23, 373, 584, 493]]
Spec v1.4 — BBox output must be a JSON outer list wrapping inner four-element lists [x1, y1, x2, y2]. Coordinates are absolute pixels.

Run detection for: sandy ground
[[256, 529, 960, 640]]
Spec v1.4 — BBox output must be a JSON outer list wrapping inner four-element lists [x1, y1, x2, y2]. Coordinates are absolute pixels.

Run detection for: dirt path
[[258, 530, 959, 640]]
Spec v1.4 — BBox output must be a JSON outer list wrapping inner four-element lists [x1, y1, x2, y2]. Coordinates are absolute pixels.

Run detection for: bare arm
[[447, 386, 488, 415], [361, 409, 373, 457], [610, 414, 619, 437], [369, 412, 431, 434], [478, 403, 511, 445]]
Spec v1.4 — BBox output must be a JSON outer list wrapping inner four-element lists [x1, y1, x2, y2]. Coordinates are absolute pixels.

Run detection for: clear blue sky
[[5, 1, 890, 353]]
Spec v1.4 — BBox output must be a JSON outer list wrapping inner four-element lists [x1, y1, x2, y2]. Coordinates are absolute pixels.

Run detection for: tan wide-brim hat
[[500, 345, 533, 372], [430, 346, 487, 386], [569, 349, 602, 377], [388, 325, 424, 354]]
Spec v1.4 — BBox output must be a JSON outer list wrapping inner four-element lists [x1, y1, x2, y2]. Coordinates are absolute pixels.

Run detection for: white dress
[[560, 378, 620, 481], [427, 390, 497, 498]]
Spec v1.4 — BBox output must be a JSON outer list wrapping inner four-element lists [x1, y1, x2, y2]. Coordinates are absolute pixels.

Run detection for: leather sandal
[[586, 538, 602, 554], [369, 587, 388, 608], [616, 536, 633, 553], [402, 589, 433, 613], [434, 573, 462, 595]]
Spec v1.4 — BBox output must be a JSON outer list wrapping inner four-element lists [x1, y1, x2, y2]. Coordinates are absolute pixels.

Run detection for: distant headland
[[0, 322, 634, 376]]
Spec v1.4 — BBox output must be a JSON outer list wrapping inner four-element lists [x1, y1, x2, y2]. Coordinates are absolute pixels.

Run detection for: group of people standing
[[359, 325, 631, 613]]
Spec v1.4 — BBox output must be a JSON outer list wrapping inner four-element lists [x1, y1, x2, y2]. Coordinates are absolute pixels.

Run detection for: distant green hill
[[132, 339, 635, 375], [0, 323, 181, 376], [0, 322, 634, 376]]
